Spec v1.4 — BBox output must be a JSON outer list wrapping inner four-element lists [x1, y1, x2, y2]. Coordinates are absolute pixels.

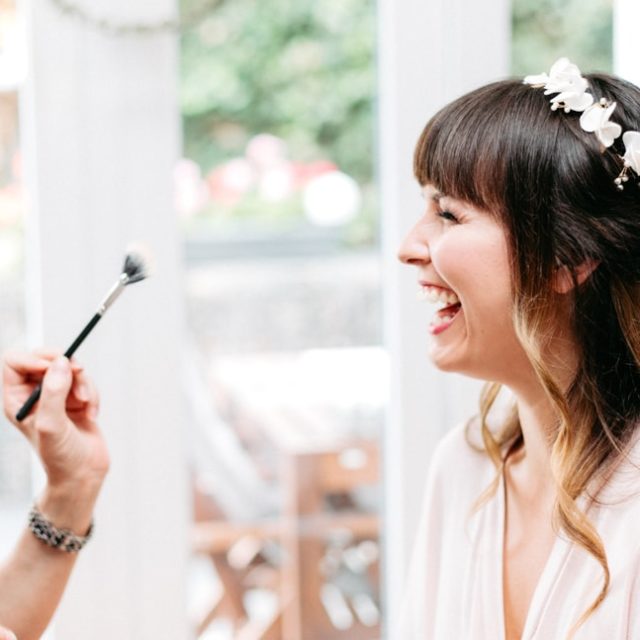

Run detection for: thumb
[[36, 356, 73, 433], [0, 626, 17, 640]]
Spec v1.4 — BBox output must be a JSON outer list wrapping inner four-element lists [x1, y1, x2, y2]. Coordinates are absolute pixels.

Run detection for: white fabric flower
[[579, 101, 623, 148], [524, 57, 638, 187], [541, 58, 587, 94], [524, 57, 579, 88], [622, 131, 640, 174], [549, 90, 593, 113], [522, 72, 550, 88], [524, 57, 594, 113]]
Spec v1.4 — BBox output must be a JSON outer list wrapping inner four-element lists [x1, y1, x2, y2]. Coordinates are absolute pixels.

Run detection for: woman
[[0, 352, 108, 640], [397, 59, 640, 639]]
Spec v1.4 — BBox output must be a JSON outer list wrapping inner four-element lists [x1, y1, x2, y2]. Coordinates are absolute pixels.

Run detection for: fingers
[[35, 356, 74, 434], [2, 353, 49, 427], [3, 350, 95, 435], [69, 369, 100, 424], [0, 626, 17, 640], [3, 350, 83, 385], [3, 352, 51, 386]]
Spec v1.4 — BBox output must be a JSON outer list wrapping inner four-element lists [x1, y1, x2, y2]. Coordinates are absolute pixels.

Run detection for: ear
[[553, 259, 600, 294]]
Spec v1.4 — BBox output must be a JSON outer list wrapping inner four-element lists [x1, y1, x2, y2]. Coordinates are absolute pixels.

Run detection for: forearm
[[0, 484, 100, 640]]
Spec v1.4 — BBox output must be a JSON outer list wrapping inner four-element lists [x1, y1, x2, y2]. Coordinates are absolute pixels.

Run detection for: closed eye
[[437, 210, 459, 223]]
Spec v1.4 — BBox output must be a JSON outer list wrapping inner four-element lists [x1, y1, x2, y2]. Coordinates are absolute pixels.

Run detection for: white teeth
[[428, 289, 441, 303], [419, 285, 460, 307], [429, 313, 457, 328]]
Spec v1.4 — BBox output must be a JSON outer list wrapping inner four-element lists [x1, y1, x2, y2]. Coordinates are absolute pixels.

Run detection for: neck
[[504, 344, 578, 498], [510, 391, 555, 485]]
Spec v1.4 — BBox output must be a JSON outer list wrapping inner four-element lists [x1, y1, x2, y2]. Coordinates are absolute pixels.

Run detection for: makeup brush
[[16, 245, 153, 422]]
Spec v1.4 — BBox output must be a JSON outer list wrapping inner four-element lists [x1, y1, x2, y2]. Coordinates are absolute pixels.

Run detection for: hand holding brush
[[15, 246, 153, 422], [0, 247, 153, 637]]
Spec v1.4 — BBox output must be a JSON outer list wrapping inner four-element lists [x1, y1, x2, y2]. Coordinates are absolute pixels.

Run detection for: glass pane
[[512, 0, 613, 74], [179, 1, 382, 638]]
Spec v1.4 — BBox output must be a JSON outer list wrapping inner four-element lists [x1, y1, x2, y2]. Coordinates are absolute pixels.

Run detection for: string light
[[48, 0, 222, 36]]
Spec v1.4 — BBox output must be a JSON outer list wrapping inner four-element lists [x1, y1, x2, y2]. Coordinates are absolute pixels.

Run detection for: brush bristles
[[122, 244, 154, 284]]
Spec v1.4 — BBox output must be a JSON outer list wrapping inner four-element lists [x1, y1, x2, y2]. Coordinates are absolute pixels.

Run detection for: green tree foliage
[[179, 0, 375, 183], [512, 0, 613, 76]]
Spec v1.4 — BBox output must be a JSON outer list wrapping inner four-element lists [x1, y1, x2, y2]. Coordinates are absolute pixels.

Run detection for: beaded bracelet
[[28, 505, 94, 553]]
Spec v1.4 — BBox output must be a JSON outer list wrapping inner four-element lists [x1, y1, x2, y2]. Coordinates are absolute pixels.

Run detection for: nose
[[397, 221, 430, 265]]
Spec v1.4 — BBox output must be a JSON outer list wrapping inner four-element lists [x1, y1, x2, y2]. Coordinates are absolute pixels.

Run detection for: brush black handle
[[15, 313, 103, 422], [63, 312, 102, 360]]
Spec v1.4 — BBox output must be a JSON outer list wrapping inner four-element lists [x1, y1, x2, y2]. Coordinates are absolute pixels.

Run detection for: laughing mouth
[[419, 284, 460, 306], [429, 302, 462, 334], [418, 284, 463, 334]]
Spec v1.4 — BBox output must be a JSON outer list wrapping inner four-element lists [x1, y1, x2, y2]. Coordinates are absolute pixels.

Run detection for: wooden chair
[[184, 348, 283, 638], [279, 441, 380, 640], [186, 348, 381, 639]]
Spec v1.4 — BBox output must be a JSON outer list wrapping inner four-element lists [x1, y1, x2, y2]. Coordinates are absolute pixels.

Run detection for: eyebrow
[[420, 187, 447, 203]]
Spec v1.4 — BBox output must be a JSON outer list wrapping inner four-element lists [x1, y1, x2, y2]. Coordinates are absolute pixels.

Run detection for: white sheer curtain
[[20, 0, 189, 637]]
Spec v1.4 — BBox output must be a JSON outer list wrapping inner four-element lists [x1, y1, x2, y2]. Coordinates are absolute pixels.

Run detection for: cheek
[[432, 231, 513, 323]]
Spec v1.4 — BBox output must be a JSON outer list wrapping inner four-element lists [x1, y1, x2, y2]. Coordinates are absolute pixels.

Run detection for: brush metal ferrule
[[98, 273, 130, 315]]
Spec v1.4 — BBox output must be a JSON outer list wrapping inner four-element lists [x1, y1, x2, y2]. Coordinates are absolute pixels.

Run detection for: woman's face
[[398, 184, 530, 382]]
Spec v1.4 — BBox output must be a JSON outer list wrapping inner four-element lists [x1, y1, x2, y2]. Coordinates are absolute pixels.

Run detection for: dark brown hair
[[414, 75, 640, 634]]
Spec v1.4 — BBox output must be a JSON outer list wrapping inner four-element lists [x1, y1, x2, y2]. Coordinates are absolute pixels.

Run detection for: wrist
[[38, 482, 102, 535], [45, 470, 106, 500], [29, 503, 93, 552]]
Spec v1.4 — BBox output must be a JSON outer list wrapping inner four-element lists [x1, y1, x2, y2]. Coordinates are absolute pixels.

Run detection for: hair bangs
[[413, 81, 561, 216]]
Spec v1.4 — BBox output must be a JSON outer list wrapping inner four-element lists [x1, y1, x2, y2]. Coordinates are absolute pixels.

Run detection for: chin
[[430, 357, 459, 373], [428, 348, 496, 381], [428, 345, 463, 373]]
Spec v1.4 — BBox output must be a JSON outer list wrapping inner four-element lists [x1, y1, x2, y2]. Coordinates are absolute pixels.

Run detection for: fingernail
[[51, 357, 70, 373], [77, 384, 89, 401], [88, 406, 99, 420]]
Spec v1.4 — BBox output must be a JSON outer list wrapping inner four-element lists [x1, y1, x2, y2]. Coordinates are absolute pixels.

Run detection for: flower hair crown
[[523, 57, 640, 191]]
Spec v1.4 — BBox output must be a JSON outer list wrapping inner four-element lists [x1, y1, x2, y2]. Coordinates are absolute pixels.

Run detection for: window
[[180, 2, 383, 638]]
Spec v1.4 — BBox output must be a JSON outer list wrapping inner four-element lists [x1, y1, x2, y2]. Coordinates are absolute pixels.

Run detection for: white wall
[[19, 1, 190, 638], [613, 0, 640, 86], [378, 0, 510, 636]]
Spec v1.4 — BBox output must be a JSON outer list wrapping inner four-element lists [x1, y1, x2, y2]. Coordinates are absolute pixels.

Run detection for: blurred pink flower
[[207, 158, 255, 206], [292, 160, 337, 188], [246, 134, 288, 169], [174, 158, 209, 218], [0, 182, 24, 227]]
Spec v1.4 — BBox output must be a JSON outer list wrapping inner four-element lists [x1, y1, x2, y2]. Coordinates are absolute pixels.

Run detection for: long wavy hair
[[413, 74, 640, 634]]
